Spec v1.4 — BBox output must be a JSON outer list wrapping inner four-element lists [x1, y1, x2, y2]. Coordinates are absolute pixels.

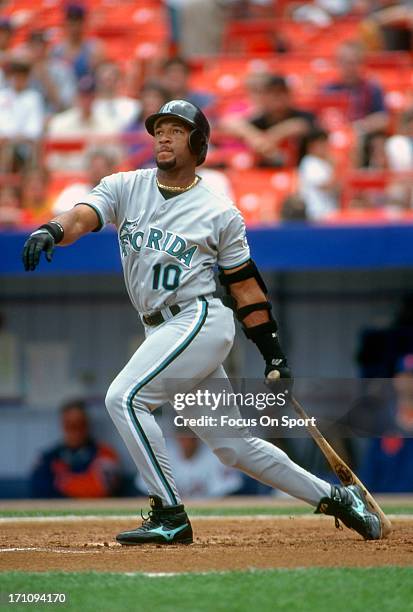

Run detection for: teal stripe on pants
[[127, 297, 208, 505]]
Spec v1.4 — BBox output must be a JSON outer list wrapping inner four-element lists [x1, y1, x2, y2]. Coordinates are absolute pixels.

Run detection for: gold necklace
[[156, 176, 199, 192]]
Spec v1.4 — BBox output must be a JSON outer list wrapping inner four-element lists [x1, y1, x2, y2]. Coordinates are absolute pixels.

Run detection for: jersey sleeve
[[217, 209, 251, 270], [76, 173, 121, 230]]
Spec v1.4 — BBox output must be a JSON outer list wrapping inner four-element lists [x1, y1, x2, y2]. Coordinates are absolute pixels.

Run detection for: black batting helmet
[[145, 99, 210, 165]]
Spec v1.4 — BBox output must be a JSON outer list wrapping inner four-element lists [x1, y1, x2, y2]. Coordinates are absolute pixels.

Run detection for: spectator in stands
[[0, 18, 13, 88], [135, 434, 243, 498], [382, 111, 413, 210], [48, 74, 121, 138], [324, 41, 388, 136], [221, 74, 316, 167], [291, 0, 354, 26], [198, 167, 235, 199], [0, 184, 22, 228], [30, 399, 120, 498], [361, 131, 389, 168], [298, 128, 339, 220], [359, 135, 412, 218], [384, 182, 412, 213], [161, 57, 214, 110], [169, 0, 230, 57], [47, 75, 120, 171], [361, 0, 413, 52], [25, 29, 77, 113], [51, 3, 105, 81], [123, 81, 169, 169], [20, 166, 52, 226], [360, 354, 413, 493], [52, 148, 117, 215], [0, 56, 45, 172], [94, 61, 140, 132], [279, 194, 308, 222], [385, 110, 413, 171], [231, 0, 276, 19], [0, 17, 12, 56]]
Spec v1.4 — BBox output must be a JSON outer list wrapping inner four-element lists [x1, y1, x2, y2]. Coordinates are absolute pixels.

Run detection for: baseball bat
[[266, 371, 392, 538]]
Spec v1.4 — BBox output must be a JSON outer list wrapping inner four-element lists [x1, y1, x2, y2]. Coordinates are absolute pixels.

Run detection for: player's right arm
[[22, 204, 100, 272]]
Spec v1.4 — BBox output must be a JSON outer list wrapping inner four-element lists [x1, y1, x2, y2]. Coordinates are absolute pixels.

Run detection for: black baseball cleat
[[315, 484, 382, 540], [116, 495, 193, 545]]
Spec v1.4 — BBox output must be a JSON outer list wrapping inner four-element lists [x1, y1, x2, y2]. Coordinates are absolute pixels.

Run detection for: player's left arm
[[221, 260, 292, 382]]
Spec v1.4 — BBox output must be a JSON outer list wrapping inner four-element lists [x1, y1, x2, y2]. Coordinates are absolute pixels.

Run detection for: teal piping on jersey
[[126, 297, 209, 506], [74, 202, 104, 232], [219, 256, 251, 270]]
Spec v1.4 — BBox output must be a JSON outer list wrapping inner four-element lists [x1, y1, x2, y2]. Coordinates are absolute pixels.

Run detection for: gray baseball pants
[[105, 296, 331, 506]]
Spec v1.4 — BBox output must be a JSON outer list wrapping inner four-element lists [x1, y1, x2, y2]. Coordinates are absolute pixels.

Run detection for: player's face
[[154, 119, 194, 171]]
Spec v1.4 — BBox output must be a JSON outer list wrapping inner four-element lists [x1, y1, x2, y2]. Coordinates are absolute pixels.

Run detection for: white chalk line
[[0, 567, 311, 577], [0, 513, 411, 524], [0, 514, 303, 523], [0, 547, 94, 554]]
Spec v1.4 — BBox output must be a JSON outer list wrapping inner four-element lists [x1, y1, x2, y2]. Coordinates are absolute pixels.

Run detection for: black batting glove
[[22, 229, 55, 271], [265, 358, 293, 396], [265, 360, 292, 381], [244, 320, 294, 391]]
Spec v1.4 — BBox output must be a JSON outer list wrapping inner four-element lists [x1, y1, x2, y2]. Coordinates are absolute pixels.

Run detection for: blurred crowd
[[0, 0, 412, 227]]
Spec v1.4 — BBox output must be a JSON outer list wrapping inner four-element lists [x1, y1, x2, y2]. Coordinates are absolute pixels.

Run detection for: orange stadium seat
[[222, 20, 278, 55], [325, 205, 413, 224], [3, 0, 168, 50], [222, 19, 320, 56], [341, 170, 413, 210], [222, 18, 365, 57], [279, 20, 320, 53], [227, 168, 297, 226]]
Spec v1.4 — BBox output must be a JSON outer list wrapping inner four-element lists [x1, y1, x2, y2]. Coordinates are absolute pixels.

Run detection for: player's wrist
[[244, 321, 287, 361], [38, 221, 64, 244]]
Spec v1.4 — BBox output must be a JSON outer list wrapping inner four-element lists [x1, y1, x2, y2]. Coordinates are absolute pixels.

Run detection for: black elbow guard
[[219, 259, 274, 323], [219, 259, 268, 295], [219, 258, 271, 321], [219, 260, 287, 367]]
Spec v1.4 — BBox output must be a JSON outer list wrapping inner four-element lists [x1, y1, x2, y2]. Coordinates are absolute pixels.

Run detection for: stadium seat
[[342, 170, 413, 210], [227, 168, 298, 226]]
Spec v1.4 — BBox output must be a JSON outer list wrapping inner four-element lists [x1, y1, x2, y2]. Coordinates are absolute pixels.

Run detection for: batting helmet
[[145, 99, 210, 165]]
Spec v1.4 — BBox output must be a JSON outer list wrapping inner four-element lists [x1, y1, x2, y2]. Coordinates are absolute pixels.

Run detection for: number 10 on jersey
[[152, 263, 182, 291]]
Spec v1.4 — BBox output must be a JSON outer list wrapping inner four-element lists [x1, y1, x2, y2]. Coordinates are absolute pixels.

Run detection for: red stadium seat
[[227, 168, 298, 226], [342, 170, 413, 210], [222, 20, 279, 55]]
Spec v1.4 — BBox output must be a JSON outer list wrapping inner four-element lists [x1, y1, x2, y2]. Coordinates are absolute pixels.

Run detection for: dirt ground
[[1, 516, 412, 573]]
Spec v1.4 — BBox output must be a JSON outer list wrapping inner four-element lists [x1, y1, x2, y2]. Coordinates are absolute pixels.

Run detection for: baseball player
[[22, 100, 382, 544]]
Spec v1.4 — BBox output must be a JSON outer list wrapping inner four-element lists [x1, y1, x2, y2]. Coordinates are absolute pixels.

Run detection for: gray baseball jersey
[[80, 168, 250, 314], [88, 167, 331, 511]]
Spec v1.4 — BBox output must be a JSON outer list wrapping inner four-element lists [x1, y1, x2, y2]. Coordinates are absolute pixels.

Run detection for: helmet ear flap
[[189, 129, 208, 165]]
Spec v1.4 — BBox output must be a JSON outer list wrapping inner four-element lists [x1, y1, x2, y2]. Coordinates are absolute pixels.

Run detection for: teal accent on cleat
[[116, 495, 193, 545], [315, 484, 382, 540], [146, 523, 190, 541]]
